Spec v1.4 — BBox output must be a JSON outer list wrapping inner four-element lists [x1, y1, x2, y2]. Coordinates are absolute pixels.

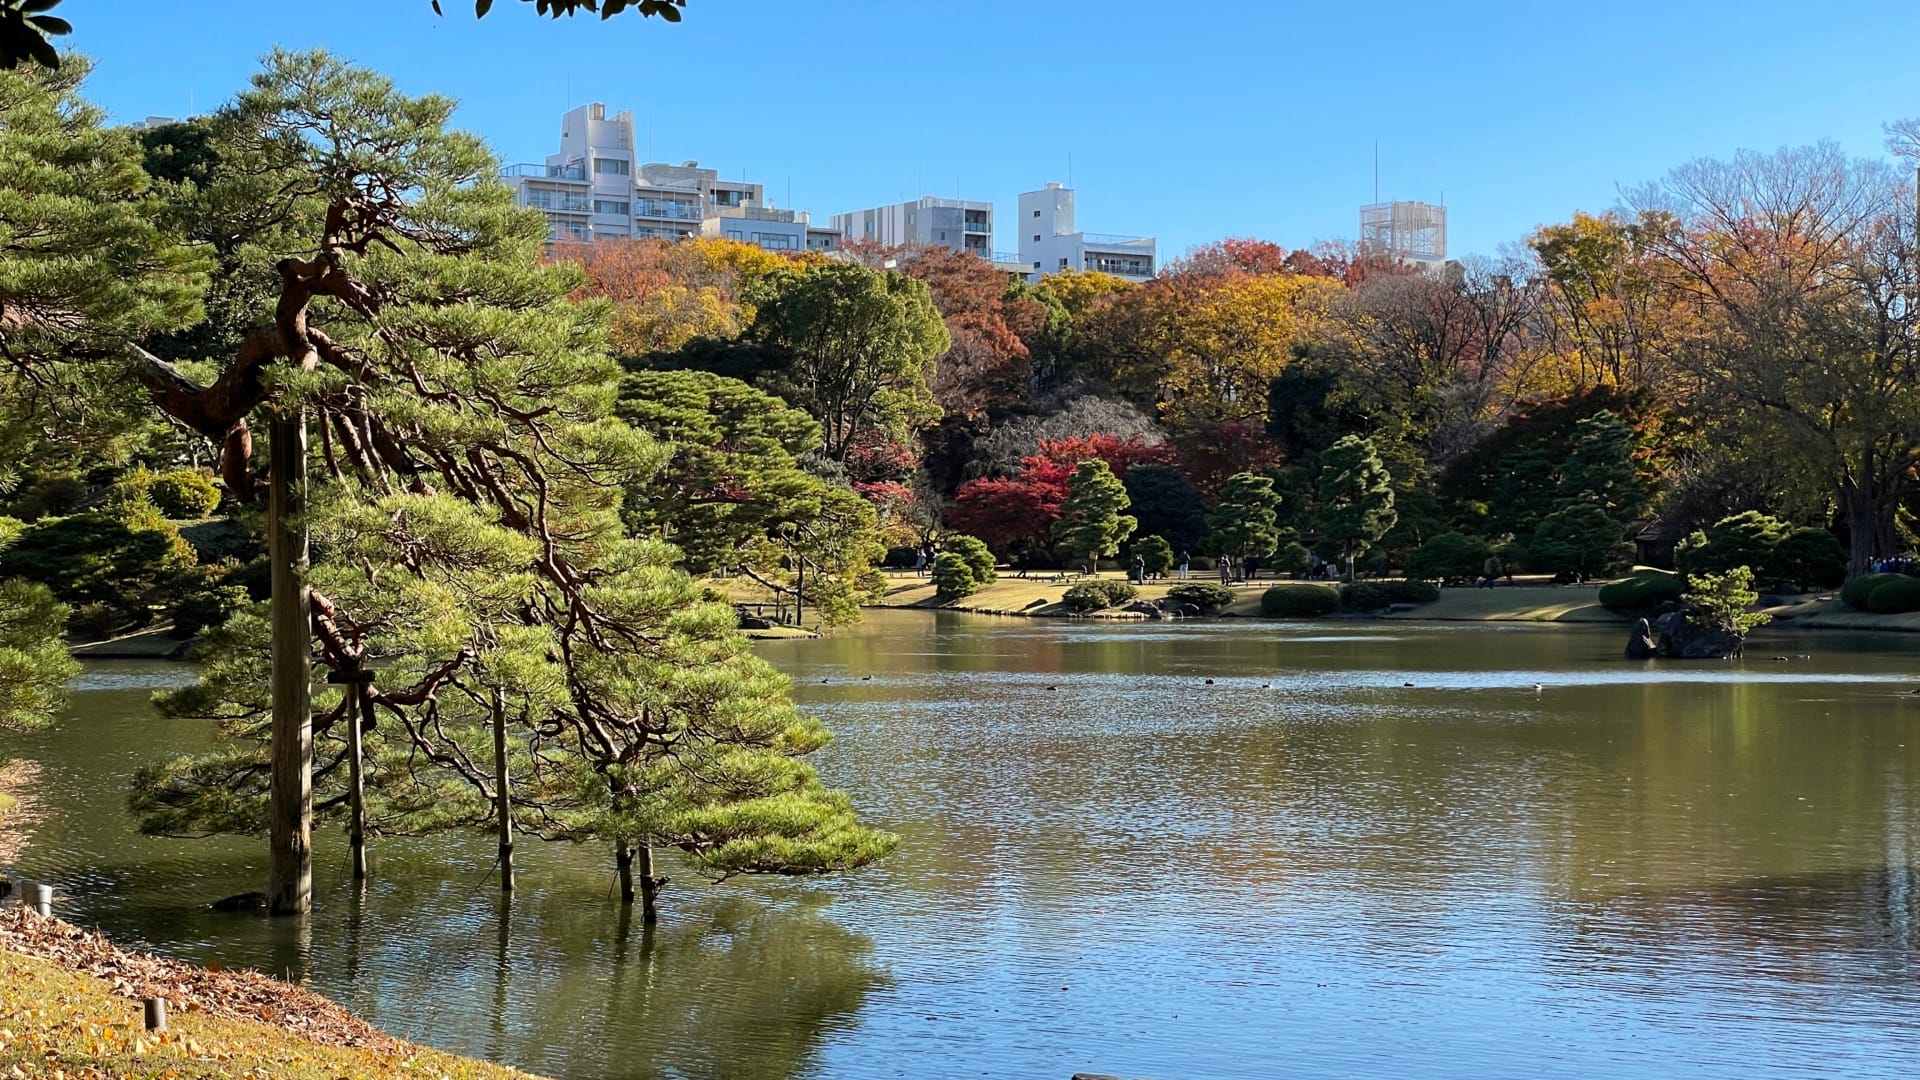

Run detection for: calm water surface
[[13, 613, 1920, 1078]]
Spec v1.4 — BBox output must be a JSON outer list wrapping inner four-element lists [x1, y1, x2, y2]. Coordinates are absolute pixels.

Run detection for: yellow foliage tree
[[1153, 272, 1342, 432]]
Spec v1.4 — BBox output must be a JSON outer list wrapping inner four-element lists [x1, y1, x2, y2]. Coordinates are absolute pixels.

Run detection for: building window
[[593, 200, 630, 216], [593, 158, 630, 176], [1033, 261, 1041, 269], [1033, 234, 1041, 243], [1032, 209, 1040, 218]]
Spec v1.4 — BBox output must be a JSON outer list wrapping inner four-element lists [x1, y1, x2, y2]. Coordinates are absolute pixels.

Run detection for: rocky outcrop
[[1653, 610, 1746, 659]]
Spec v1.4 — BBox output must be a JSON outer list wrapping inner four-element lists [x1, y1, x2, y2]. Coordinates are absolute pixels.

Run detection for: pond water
[[12, 613, 1920, 1078]]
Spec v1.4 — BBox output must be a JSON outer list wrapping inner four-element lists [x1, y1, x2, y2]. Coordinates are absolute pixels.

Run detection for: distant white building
[[502, 103, 838, 252], [701, 205, 840, 254], [830, 196, 994, 260], [1017, 183, 1156, 282], [1359, 200, 1447, 267]]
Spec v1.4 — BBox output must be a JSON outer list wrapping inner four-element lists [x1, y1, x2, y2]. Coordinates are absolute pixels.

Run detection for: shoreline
[[0, 911, 539, 1078], [853, 575, 1920, 636]]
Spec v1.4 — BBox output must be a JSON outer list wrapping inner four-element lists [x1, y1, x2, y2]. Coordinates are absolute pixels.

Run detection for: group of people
[[1873, 554, 1917, 575]]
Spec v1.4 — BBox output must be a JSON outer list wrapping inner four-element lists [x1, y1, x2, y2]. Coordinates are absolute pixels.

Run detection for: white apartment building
[[1017, 183, 1156, 282], [830, 197, 994, 259], [502, 103, 838, 252], [701, 205, 841, 254]]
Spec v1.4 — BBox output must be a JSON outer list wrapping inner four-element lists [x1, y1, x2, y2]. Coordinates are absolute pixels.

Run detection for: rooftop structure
[[1359, 200, 1447, 266], [1016, 183, 1156, 283]]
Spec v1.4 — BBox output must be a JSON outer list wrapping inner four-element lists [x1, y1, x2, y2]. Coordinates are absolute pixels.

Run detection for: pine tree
[[1203, 472, 1290, 564], [0, 582, 80, 732], [121, 50, 894, 923], [1316, 436, 1398, 581], [1052, 459, 1136, 571]]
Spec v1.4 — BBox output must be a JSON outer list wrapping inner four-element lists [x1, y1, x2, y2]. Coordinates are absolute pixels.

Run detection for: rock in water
[[1653, 611, 1745, 659], [210, 892, 269, 913], [1625, 617, 1658, 660]]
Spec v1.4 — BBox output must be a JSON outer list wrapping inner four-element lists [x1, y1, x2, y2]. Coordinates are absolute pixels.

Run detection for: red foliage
[[1171, 422, 1286, 496], [845, 433, 918, 485], [949, 435, 1174, 556]]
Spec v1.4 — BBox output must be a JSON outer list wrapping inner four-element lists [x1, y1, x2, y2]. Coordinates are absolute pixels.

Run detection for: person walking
[[1177, 549, 1190, 580], [1133, 553, 1147, 585], [1218, 554, 1232, 586]]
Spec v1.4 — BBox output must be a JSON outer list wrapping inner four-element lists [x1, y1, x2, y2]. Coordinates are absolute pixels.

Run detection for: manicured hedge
[[1261, 584, 1340, 618], [1841, 573, 1906, 611], [1598, 569, 1684, 612], [1166, 582, 1235, 614], [1061, 580, 1138, 612], [1866, 576, 1920, 615]]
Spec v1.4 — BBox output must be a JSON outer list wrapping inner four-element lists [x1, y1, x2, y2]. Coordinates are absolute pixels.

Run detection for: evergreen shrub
[[1062, 580, 1138, 612], [1261, 584, 1340, 618], [1841, 573, 1905, 611], [1866, 576, 1920, 615], [931, 552, 978, 602], [1166, 582, 1235, 613], [1598, 569, 1684, 612]]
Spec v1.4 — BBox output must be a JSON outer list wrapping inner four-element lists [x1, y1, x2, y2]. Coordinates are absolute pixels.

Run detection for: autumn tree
[[1052, 459, 1136, 572], [1631, 141, 1920, 576], [753, 262, 949, 461], [560, 236, 795, 357]]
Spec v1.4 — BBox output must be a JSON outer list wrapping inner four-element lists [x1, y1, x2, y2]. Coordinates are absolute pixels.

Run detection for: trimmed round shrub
[[1675, 511, 1788, 580], [1841, 572, 1906, 611], [943, 534, 997, 585], [147, 468, 223, 519], [1166, 581, 1235, 614], [931, 552, 978, 602], [1339, 581, 1389, 612], [1062, 580, 1138, 612], [1866, 576, 1920, 614], [1133, 535, 1174, 577], [1268, 541, 1313, 577], [1378, 579, 1440, 605], [1261, 583, 1340, 618], [1776, 527, 1847, 590], [1407, 531, 1493, 584], [1598, 568, 1684, 612], [883, 546, 919, 569]]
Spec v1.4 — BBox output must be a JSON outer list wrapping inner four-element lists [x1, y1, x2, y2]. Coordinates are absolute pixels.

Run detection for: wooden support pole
[[327, 665, 376, 882], [491, 687, 514, 894], [144, 998, 167, 1033], [27, 883, 50, 917]]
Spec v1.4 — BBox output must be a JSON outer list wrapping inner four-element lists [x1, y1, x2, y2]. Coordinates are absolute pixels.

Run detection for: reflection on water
[[14, 621, 1920, 1078]]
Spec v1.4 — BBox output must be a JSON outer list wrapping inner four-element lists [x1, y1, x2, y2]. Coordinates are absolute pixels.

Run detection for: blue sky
[[71, 0, 1920, 261]]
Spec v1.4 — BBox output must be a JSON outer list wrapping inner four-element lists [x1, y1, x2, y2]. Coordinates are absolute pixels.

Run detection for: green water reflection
[[11, 615, 1920, 1078]]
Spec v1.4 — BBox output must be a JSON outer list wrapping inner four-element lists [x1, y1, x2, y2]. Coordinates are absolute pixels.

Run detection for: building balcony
[[1080, 232, 1153, 249], [503, 162, 588, 182]]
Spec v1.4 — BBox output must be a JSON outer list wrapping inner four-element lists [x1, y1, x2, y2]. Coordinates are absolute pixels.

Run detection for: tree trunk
[[637, 841, 660, 925], [1844, 482, 1883, 578], [492, 687, 514, 894], [267, 408, 313, 917], [616, 841, 636, 904]]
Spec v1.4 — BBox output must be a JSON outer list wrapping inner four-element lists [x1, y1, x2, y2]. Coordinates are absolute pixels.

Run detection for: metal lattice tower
[[1359, 201, 1447, 264]]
